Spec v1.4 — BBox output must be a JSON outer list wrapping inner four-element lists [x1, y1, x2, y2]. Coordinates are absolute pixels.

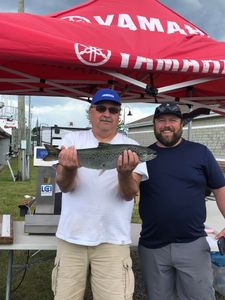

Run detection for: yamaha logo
[[61, 16, 91, 24], [74, 43, 111, 66]]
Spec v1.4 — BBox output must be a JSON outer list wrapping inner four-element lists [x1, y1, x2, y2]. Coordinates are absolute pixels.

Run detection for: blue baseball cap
[[91, 89, 121, 105]]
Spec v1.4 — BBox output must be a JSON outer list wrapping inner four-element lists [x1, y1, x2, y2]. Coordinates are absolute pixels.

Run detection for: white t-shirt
[[56, 129, 148, 246]]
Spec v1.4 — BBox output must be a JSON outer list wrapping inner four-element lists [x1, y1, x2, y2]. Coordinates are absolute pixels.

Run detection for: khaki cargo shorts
[[52, 239, 134, 300]]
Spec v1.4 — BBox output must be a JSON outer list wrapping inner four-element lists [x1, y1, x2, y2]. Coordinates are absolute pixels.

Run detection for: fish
[[43, 143, 156, 170], [182, 108, 210, 126]]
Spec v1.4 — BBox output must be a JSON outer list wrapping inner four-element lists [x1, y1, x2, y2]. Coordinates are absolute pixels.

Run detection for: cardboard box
[[0, 214, 13, 244]]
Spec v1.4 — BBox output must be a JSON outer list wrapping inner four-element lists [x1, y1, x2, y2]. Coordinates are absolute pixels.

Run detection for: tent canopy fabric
[[0, 0, 225, 113]]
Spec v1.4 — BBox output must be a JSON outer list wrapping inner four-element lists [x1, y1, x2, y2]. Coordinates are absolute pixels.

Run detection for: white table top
[[0, 221, 141, 250], [0, 221, 57, 250]]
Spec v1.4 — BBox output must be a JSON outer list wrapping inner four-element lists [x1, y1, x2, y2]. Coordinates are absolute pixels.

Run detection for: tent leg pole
[[6, 159, 16, 182]]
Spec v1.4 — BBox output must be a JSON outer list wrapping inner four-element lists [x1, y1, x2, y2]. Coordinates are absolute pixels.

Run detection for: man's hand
[[58, 146, 79, 171], [215, 228, 225, 240], [117, 150, 141, 201], [117, 150, 140, 174], [56, 145, 79, 192]]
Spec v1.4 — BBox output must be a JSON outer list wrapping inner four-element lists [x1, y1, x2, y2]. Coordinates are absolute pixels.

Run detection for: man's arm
[[213, 186, 225, 218], [56, 146, 79, 193], [117, 150, 142, 201], [212, 186, 225, 239]]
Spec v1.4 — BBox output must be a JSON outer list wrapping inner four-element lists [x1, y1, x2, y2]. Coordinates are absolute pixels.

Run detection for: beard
[[154, 127, 183, 147]]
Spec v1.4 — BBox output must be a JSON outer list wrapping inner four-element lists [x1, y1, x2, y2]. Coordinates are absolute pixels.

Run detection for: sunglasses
[[93, 105, 121, 114]]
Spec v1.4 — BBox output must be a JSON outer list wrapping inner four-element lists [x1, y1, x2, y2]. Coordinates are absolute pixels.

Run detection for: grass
[[0, 157, 224, 299], [0, 158, 55, 300], [1, 163, 36, 219]]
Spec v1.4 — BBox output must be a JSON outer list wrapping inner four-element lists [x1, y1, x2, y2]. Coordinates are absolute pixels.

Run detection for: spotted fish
[[43, 143, 156, 170]]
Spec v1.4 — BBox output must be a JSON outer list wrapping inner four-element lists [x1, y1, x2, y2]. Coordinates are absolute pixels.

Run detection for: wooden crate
[[0, 214, 13, 244]]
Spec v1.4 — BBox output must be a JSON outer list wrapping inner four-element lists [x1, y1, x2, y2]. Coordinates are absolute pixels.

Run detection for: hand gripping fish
[[43, 143, 156, 171]]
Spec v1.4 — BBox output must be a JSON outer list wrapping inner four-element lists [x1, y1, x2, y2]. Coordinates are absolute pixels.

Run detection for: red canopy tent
[[0, 0, 225, 113]]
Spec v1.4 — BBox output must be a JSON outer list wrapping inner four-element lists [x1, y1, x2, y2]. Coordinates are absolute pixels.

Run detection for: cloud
[[122, 103, 158, 124], [32, 100, 157, 128], [32, 98, 90, 128], [160, 0, 225, 41]]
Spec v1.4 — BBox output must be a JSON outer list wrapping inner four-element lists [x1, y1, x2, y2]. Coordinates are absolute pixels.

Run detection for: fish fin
[[98, 169, 106, 176], [182, 108, 210, 126], [98, 142, 111, 148], [43, 144, 60, 161]]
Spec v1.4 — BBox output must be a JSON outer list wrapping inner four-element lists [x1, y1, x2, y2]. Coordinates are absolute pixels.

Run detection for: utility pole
[[18, 0, 24, 12], [17, 96, 26, 180], [25, 95, 32, 178], [17, 0, 27, 180]]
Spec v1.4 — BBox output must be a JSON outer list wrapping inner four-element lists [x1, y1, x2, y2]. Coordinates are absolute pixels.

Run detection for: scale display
[[36, 148, 48, 159], [33, 146, 57, 167]]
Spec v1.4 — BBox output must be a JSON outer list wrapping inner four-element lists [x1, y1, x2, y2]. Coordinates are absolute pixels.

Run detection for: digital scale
[[24, 146, 60, 234]]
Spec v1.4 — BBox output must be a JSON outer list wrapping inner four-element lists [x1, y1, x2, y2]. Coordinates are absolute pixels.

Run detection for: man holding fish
[[51, 88, 153, 300]]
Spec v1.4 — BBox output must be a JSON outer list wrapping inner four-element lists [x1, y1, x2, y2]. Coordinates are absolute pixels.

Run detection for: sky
[[1, 0, 225, 128]]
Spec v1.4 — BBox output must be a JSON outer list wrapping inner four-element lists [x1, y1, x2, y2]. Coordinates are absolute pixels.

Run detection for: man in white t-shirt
[[51, 88, 148, 300]]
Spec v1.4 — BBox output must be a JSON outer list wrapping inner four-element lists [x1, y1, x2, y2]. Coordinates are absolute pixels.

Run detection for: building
[[0, 128, 11, 166], [37, 125, 90, 147], [0, 99, 18, 135], [0, 101, 18, 166]]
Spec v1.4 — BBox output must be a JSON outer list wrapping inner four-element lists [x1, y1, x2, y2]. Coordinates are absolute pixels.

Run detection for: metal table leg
[[5, 250, 13, 300]]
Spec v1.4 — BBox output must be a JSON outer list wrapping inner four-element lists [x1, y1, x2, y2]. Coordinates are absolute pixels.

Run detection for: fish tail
[[43, 144, 60, 161]]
